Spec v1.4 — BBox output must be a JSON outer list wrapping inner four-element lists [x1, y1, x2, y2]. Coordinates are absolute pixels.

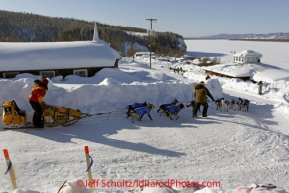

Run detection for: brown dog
[[215, 98, 222, 110], [128, 103, 155, 123], [164, 103, 185, 120], [157, 99, 179, 116]]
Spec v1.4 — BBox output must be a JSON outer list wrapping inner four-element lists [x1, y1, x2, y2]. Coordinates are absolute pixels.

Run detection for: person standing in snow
[[193, 81, 215, 117], [28, 78, 49, 128], [257, 81, 263, 95]]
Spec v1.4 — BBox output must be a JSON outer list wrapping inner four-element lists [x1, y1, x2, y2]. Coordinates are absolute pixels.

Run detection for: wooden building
[[0, 23, 120, 79], [233, 50, 262, 64]]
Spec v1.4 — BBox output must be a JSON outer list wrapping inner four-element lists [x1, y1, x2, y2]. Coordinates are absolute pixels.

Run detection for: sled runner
[[2, 100, 83, 129], [3, 122, 60, 130]]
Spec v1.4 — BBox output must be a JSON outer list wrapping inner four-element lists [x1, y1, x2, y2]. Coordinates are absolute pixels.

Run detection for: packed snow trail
[[1, 98, 289, 191], [223, 87, 289, 136]]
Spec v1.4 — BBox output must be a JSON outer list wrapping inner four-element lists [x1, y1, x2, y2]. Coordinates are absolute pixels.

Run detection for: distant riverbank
[[184, 38, 289, 42]]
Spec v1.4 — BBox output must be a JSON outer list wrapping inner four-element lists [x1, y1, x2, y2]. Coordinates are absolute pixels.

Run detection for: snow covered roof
[[203, 63, 255, 78], [0, 40, 121, 71], [202, 61, 289, 81], [234, 50, 262, 57]]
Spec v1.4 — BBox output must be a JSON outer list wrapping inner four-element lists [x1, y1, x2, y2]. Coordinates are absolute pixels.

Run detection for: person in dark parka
[[193, 81, 215, 117]]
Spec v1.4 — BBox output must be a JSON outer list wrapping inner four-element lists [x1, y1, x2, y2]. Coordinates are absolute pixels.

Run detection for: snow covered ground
[[0, 40, 289, 193], [184, 40, 289, 82]]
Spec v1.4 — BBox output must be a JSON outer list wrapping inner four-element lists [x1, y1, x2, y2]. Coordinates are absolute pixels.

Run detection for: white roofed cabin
[[233, 50, 262, 64], [0, 23, 121, 79]]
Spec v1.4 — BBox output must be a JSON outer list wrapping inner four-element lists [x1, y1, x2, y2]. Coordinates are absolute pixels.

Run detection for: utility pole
[[146, 18, 157, 68]]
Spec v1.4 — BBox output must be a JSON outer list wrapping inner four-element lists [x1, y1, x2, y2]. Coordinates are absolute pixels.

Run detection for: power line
[[146, 18, 157, 29], [146, 18, 157, 68]]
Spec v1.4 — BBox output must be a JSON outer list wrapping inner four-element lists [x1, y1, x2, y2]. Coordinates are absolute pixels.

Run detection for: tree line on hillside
[[0, 10, 186, 56]]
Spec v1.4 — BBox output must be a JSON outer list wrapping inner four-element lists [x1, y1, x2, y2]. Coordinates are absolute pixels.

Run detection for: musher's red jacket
[[28, 85, 47, 103]]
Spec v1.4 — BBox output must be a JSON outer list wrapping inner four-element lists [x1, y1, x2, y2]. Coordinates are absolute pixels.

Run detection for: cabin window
[[73, 69, 88, 77], [40, 71, 55, 78], [3, 72, 19, 78]]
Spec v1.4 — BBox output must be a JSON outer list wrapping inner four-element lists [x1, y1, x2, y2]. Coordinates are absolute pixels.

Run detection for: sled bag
[[42, 104, 82, 125], [2, 100, 27, 126]]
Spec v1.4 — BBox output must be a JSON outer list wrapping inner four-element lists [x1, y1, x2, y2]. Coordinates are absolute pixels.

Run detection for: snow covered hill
[[185, 32, 289, 40], [1, 43, 289, 193]]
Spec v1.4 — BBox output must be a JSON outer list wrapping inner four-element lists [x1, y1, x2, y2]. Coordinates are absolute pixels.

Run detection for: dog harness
[[166, 105, 181, 113], [237, 101, 242, 106], [216, 98, 222, 103], [134, 107, 151, 115], [160, 103, 174, 109], [224, 100, 230, 105], [128, 103, 146, 109]]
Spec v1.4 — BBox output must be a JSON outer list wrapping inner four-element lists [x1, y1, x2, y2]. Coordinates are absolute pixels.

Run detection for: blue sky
[[1, 0, 289, 37]]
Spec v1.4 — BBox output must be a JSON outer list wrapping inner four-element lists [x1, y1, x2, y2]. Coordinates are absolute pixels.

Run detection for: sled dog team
[[215, 98, 250, 112], [125, 97, 249, 123], [125, 99, 184, 123], [125, 81, 250, 123]]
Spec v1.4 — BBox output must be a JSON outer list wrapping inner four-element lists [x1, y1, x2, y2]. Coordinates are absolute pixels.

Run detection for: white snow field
[[0, 40, 289, 193]]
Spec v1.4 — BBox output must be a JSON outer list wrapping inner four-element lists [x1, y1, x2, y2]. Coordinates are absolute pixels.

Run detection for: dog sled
[[2, 100, 84, 129]]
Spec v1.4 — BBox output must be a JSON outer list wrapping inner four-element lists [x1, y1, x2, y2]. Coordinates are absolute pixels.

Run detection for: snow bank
[[181, 64, 207, 82], [205, 79, 223, 99], [0, 76, 222, 124], [220, 78, 289, 104], [252, 69, 289, 82], [50, 67, 174, 85]]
